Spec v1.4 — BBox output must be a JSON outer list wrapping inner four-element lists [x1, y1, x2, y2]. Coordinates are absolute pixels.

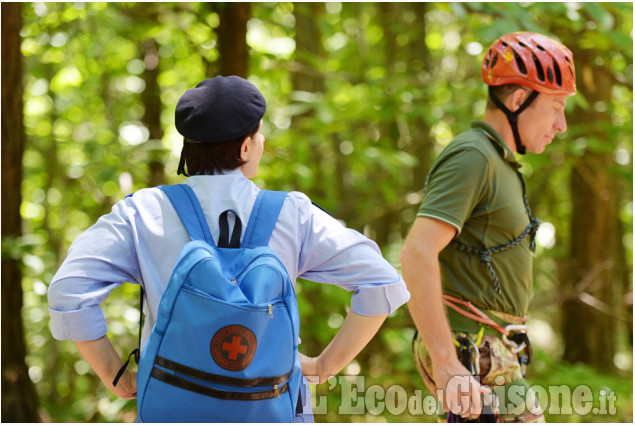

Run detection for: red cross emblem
[[222, 336, 248, 360], [210, 325, 257, 371]]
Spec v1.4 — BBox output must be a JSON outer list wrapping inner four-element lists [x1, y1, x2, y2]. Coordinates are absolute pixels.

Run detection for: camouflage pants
[[413, 331, 545, 423]]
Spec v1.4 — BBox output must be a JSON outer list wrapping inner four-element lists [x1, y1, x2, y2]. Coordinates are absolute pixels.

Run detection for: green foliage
[[530, 350, 633, 423], [15, 2, 632, 422]]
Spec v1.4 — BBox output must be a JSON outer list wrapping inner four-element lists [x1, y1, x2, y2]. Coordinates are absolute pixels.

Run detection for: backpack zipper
[[181, 285, 286, 314], [152, 361, 291, 394], [235, 254, 287, 282]]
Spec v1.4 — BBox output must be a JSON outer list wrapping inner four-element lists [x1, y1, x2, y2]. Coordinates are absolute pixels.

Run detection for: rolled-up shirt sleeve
[[48, 199, 142, 341], [295, 194, 410, 316]]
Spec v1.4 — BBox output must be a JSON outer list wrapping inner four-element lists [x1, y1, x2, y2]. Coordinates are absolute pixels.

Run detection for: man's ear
[[507, 88, 529, 112], [240, 136, 252, 161]]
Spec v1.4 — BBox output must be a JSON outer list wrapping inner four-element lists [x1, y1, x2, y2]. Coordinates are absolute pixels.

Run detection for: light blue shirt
[[48, 170, 410, 419]]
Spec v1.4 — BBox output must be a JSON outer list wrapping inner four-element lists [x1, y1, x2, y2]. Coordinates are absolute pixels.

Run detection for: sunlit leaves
[[16, 2, 633, 422]]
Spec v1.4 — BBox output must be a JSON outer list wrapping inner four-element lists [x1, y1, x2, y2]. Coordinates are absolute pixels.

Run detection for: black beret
[[175, 76, 266, 143]]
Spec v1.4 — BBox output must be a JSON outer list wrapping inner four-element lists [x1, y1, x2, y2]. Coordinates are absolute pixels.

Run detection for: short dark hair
[[486, 84, 533, 111], [179, 123, 260, 176]]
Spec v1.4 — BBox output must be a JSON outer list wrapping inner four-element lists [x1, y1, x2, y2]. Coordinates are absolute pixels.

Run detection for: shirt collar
[[188, 168, 245, 177], [470, 121, 521, 168], [217, 168, 245, 177]]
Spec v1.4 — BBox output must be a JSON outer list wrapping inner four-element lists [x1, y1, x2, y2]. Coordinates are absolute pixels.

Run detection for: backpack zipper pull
[[268, 304, 273, 318], [273, 384, 280, 398]]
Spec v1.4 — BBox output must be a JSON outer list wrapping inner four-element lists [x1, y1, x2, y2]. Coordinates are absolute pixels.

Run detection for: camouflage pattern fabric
[[413, 331, 545, 423]]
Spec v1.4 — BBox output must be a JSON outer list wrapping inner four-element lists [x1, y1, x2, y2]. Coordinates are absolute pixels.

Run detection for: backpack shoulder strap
[[159, 184, 215, 245], [243, 190, 287, 248]]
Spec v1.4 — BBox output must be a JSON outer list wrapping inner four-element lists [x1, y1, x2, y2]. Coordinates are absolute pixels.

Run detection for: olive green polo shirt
[[418, 121, 532, 322]]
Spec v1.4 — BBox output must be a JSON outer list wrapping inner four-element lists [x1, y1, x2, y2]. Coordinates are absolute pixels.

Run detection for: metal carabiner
[[502, 325, 528, 354], [466, 338, 481, 376], [455, 336, 481, 376]]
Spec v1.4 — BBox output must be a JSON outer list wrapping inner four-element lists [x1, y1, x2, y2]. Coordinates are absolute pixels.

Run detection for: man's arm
[[400, 217, 486, 420], [299, 310, 387, 384]]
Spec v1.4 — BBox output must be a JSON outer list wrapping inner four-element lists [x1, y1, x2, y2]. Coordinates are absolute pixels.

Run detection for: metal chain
[[450, 170, 540, 293]]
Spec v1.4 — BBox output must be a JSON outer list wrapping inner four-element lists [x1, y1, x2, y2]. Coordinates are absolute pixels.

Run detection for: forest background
[[1, 2, 633, 423]]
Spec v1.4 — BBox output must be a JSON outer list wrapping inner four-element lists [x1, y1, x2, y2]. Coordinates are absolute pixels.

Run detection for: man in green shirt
[[401, 32, 576, 422]]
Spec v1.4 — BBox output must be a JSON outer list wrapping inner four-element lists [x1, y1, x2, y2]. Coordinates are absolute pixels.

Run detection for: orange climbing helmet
[[482, 32, 576, 96]]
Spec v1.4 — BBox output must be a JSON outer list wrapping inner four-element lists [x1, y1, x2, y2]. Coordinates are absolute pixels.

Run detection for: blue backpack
[[128, 184, 301, 422]]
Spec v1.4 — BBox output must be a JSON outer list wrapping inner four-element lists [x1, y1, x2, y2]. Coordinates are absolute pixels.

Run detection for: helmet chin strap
[[488, 86, 539, 155]]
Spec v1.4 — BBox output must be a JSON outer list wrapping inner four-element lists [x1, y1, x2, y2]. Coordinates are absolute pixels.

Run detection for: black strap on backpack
[[218, 210, 242, 248]]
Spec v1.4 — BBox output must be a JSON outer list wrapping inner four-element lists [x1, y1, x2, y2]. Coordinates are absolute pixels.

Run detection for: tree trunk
[[292, 2, 326, 201], [560, 48, 621, 371], [408, 3, 433, 193], [212, 3, 251, 78], [399, 2, 434, 237], [1, 3, 41, 421], [289, 2, 328, 355], [371, 2, 399, 246], [141, 38, 166, 187]]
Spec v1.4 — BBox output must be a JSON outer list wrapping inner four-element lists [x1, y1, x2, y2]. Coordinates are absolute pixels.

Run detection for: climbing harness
[[449, 168, 540, 294], [443, 295, 530, 352], [441, 295, 533, 422], [443, 295, 533, 377]]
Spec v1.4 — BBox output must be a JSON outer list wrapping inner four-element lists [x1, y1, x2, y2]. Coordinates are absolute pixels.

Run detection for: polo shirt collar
[[471, 121, 521, 168]]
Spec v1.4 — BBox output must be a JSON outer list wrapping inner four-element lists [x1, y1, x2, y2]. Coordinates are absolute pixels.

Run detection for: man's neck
[[482, 110, 517, 154]]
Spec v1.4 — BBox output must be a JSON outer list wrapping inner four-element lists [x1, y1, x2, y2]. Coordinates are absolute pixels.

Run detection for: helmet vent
[[536, 45, 546, 52], [532, 53, 545, 82], [512, 48, 527, 75], [518, 42, 527, 48], [565, 57, 573, 77], [553, 58, 563, 86], [501, 41, 508, 47], [491, 52, 499, 68], [547, 66, 554, 83]]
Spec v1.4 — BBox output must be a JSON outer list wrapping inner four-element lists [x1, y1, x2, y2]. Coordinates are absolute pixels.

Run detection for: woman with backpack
[[48, 75, 410, 422]]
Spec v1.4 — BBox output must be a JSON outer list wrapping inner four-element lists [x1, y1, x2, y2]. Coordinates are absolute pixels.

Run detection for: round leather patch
[[210, 325, 257, 371]]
